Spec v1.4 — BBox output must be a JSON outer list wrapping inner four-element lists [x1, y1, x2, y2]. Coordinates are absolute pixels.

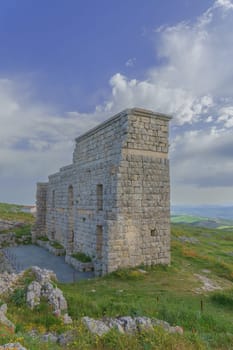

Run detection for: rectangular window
[[96, 225, 103, 259], [96, 184, 103, 211]]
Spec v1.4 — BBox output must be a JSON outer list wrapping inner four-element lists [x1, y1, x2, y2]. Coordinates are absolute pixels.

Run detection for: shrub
[[11, 287, 26, 306], [37, 235, 49, 241], [71, 252, 92, 262], [210, 290, 233, 309], [50, 240, 64, 249]]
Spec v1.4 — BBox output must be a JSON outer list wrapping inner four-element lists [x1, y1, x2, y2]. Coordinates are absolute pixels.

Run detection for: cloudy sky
[[0, 0, 233, 205]]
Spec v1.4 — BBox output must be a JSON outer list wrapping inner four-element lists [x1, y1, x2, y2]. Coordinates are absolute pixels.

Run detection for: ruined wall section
[[107, 109, 171, 272], [46, 165, 75, 249], [33, 182, 48, 241]]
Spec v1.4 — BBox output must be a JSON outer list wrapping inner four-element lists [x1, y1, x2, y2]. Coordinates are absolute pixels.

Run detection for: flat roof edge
[[129, 107, 172, 120], [75, 108, 172, 143]]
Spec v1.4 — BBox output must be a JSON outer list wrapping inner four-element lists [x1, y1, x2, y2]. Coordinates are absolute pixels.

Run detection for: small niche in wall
[[82, 217, 86, 222], [96, 184, 103, 211], [151, 228, 158, 237]]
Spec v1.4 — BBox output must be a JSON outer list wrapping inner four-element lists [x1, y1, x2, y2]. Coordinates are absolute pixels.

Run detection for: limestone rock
[[82, 315, 183, 336], [117, 316, 137, 333], [105, 318, 125, 333], [152, 319, 171, 331], [58, 330, 76, 346], [0, 303, 15, 331], [153, 319, 183, 334], [169, 325, 184, 335], [26, 281, 41, 309], [40, 332, 58, 343], [135, 316, 153, 331], [27, 267, 68, 318], [31, 266, 57, 283], [0, 271, 20, 295], [62, 313, 73, 324], [0, 344, 27, 350], [47, 287, 67, 315], [82, 316, 110, 336]]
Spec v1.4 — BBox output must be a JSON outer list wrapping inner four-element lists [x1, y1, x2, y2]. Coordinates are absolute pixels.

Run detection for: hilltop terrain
[[0, 204, 233, 349], [172, 205, 233, 220]]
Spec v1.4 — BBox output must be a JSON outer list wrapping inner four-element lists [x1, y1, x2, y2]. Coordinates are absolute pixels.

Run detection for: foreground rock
[[0, 251, 15, 273], [0, 343, 26, 350], [0, 219, 24, 232], [0, 271, 22, 295], [0, 266, 72, 326], [30, 266, 57, 283], [194, 274, 222, 293], [0, 303, 15, 331], [27, 329, 76, 346], [82, 316, 183, 336], [26, 266, 72, 323]]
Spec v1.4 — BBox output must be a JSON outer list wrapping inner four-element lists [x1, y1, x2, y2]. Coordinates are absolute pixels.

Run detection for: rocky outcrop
[[0, 344, 27, 350], [30, 266, 57, 283], [0, 271, 22, 295], [82, 316, 183, 336], [0, 266, 72, 326], [26, 281, 41, 309], [26, 266, 72, 323], [0, 303, 15, 331], [82, 317, 111, 336], [0, 219, 31, 248], [0, 219, 25, 232], [194, 273, 222, 293], [0, 252, 14, 273], [27, 329, 76, 346]]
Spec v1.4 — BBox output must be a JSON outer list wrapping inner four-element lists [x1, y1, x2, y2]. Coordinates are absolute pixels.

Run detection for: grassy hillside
[[1, 223, 233, 349], [0, 202, 35, 224], [171, 214, 233, 230]]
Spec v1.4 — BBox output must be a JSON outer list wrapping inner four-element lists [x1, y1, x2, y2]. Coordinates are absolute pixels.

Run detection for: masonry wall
[[35, 108, 171, 275], [106, 111, 170, 272]]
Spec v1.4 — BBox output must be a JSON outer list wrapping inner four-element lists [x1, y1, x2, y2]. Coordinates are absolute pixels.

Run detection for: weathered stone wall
[[106, 111, 170, 272], [36, 108, 171, 275], [33, 183, 48, 241]]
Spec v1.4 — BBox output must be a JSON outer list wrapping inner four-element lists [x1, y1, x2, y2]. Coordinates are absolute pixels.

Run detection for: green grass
[[37, 236, 49, 241], [0, 203, 34, 243], [1, 222, 233, 349], [71, 251, 92, 262], [171, 215, 233, 230], [50, 241, 64, 249], [0, 202, 35, 224], [171, 215, 210, 224]]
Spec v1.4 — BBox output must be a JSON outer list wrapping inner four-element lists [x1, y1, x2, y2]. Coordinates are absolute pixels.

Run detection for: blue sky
[[0, 0, 233, 205]]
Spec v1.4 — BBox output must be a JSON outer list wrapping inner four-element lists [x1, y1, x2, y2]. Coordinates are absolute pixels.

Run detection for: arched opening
[[68, 185, 74, 253]]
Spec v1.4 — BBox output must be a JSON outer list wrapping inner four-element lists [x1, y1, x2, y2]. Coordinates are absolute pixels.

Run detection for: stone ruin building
[[34, 108, 172, 275]]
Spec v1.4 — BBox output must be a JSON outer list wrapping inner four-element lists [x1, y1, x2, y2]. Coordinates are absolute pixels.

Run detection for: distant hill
[[172, 205, 233, 220], [171, 204, 233, 229], [0, 202, 35, 224]]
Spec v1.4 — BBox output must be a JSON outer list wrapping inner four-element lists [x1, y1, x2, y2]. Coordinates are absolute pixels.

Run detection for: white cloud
[[97, 0, 233, 127], [1, 0, 233, 204], [125, 58, 136, 67], [217, 106, 233, 127], [214, 0, 233, 10]]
